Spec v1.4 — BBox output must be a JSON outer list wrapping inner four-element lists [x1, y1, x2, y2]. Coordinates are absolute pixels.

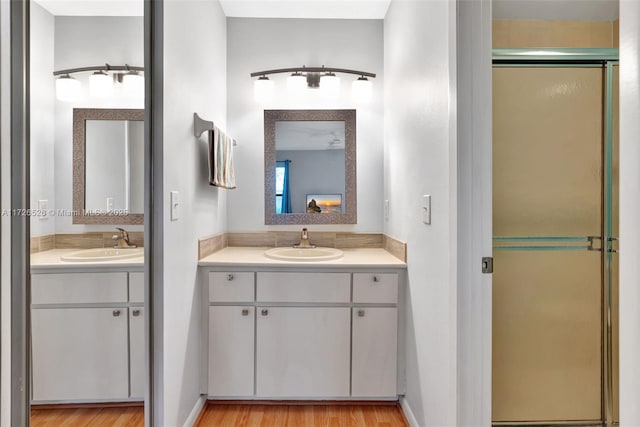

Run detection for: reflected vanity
[[264, 109, 356, 225], [73, 108, 144, 224]]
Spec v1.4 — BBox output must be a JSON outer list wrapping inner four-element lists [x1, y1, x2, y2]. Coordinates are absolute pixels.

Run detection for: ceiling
[[493, 0, 619, 21], [34, 0, 618, 23]]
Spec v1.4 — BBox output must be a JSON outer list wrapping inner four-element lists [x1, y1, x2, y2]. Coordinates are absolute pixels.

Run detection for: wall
[[30, 2, 55, 237], [384, 0, 457, 425], [226, 18, 384, 232], [162, 0, 227, 425], [276, 149, 345, 214], [53, 16, 144, 233], [619, 2, 640, 425], [493, 19, 618, 48]]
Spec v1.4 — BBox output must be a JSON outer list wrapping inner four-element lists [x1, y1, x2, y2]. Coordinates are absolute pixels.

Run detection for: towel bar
[[193, 112, 237, 145]]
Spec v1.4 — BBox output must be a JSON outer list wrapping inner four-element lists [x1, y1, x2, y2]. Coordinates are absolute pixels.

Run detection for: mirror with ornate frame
[[72, 108, 144, 224], [264, 109, 356, 225]]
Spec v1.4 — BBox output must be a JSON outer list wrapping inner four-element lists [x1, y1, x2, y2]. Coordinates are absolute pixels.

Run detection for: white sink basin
[[60, 247, 144, 262], [264, 247, 343, 262]]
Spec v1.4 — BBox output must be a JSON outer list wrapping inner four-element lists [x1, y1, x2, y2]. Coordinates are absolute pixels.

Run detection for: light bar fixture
[[250, 65, 376, 103], [53, 64, 144, 102]]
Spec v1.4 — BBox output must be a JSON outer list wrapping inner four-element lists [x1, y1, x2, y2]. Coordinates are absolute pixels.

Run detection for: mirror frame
[[72, 108, 145, 224], [264, 109, 356, 225]]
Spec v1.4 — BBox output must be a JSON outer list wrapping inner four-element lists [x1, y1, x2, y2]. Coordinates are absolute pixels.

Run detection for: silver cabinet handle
[[242, 309, 249, 316], [358, 309, 365, 317], [227, 274, 234, 281], [261, 309, 269, 316], [113, 309, 121, 317], [132, 309, 141, 317], [373, 275, 380, 283]]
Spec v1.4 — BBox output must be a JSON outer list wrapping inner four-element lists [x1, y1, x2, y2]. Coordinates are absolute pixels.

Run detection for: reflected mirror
[[73, 108, 144, 224], [265, 110, 356, 225]]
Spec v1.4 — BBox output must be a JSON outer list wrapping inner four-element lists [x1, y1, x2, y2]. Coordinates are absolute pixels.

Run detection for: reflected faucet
[[293, 227, 316, 249], [112, 227, 137, 249]]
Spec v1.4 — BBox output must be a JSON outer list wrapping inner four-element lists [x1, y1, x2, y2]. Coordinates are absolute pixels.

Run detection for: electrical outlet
[[106, 197, 114, 211], [423, 195, 431, 224], [384, 200, 389, 221]]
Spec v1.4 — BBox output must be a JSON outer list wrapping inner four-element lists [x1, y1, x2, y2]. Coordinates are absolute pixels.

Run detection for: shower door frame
[[492, 48, 619, 427]]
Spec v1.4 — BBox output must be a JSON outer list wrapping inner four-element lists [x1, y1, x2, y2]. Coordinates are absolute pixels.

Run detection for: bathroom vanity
[[30, 249, 144, 403], [199, 246, 406, 400]]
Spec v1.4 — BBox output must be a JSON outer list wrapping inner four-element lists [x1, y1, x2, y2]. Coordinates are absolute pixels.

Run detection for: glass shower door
[[492, 67, 605, 423]]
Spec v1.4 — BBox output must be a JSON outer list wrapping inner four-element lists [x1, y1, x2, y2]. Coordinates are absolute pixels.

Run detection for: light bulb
[[55, 75, 81, 102], [287, 73, 307, 97], [89, 70, 113, 97], [123, 71, 144, 99], [254, 76, 274, 103], [320, 73, 340, 99], [352, 76, 372, 103]]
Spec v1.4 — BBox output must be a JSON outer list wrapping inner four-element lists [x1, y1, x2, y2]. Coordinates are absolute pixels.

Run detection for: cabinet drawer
[[209, 272, 254, 302], [353, 273, 398, 304], [257, 272, 350, 303], [129, 272, 144, 303], [32, 273, 128, 304]]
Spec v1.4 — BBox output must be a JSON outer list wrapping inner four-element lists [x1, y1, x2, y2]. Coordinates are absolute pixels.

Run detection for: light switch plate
[[38, 199, 48, 220], [384, 200, 389, 221], [106, 197, 114, 211], [170, 191, 180, 221], [423, 195, 431, 224]]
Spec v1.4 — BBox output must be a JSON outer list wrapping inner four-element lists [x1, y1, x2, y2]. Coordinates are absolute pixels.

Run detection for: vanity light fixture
[[351, 76, 373, 103], [254, 75, 275, 103], [250, 65, 376, 103], [89, 70, 113, 98], [55, 74, 81, 102], [53, 64, 144, 101]]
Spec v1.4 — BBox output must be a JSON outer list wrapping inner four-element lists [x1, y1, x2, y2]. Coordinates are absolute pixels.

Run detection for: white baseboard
[[400, 397, 420, 427], [183, 395, 206, 427]]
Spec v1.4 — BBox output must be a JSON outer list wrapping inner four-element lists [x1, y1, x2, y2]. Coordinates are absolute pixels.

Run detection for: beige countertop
[[31, 249, 144, 270], [198, 247, 406, 268]]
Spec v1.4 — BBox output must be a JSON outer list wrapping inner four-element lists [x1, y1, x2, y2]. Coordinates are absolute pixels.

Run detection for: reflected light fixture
[[250, 65, 375, 103], [52, 64, 144, 102], [55, 74, 81, 102], [254, 75, 275, 103], [89, 70, 113, 97], [351, 76, 372, 103], [122, 70, 144, 99]]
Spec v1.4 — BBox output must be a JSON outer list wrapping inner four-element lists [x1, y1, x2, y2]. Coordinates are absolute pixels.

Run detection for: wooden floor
[[195, 402, 409, 427], [30, 406, 144, 427], [30, 402, 408, 426]]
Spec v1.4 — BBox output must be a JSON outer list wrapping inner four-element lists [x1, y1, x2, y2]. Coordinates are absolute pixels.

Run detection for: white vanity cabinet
[[31, 270, 144, 403], [203, 267, 404, 400]]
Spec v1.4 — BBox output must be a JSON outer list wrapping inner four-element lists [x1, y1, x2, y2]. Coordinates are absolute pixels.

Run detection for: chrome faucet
[[112, 227, 137, 249], [293, 227, 316, 249]]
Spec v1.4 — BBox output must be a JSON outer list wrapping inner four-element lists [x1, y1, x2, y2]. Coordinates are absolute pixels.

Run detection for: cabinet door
[[32, 307, 129, 401], [256, 307, 350, 397], [129, 307, 145, 399], [209, 306, 255, 397], [352, 307, 398, 397]]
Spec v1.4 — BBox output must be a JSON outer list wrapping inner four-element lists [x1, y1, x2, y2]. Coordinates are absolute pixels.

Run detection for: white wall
[[162, 0, 227, 425], [30, 2, 55, 238], [384, 0, 458, 425], [53, 16, 144, 233], [226, 18, 384, 232], [619, 1, 640, 425]]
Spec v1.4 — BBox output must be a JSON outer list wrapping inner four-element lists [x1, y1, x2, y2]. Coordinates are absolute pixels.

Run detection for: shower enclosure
[[492, 49, 619, 425]]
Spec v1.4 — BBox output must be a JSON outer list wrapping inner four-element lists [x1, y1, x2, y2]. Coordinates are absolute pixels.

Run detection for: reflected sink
[[264, 247, 343, 262], [60, 247, 144, 262]]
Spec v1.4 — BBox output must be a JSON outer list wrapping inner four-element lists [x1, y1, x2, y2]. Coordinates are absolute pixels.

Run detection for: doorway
[[492, 50, 619, 425]]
